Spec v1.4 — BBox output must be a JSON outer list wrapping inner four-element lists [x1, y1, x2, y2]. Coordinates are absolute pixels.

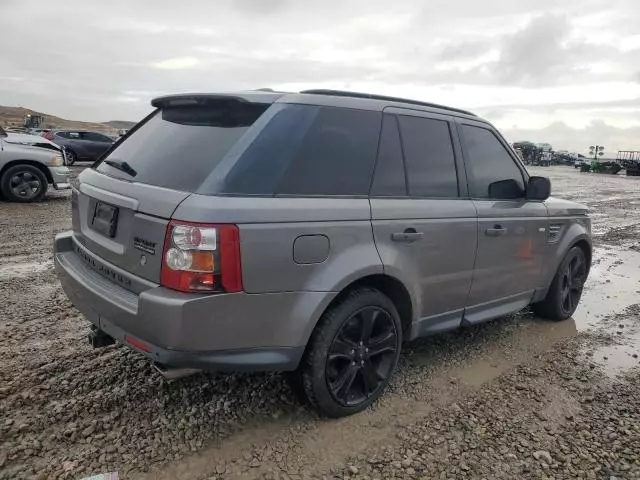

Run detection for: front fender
[[534, 221, 592, 302]]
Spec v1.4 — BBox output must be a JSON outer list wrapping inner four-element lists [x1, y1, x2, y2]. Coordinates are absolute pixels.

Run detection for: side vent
[[548, 224, 562, 243]]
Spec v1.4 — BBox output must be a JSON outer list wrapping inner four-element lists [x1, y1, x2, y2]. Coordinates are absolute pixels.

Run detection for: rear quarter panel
[[173, 195, 382, 294], [172, 195, 382, 346]]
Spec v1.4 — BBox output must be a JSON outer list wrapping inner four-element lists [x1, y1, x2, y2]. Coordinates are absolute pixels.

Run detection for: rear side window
[[221, 105, 381, 196], [57, 132, 77, 139], [96, 100, 268, 192], [397, 115, 458, 197], [84, 132, 112, 142], [460, 125, 525, 198]]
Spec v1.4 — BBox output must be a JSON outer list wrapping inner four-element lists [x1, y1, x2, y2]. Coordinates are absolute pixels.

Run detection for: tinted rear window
[[96, 100, 268, 192], [221, 104, 381, 196], [397, 115, 458, 198]]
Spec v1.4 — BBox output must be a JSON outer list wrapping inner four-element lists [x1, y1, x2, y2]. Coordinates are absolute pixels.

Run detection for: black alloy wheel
[[326, 306, 398, 406], [559, 253, 587, 316], [533, 246, 588, 321], [299, 287, 402, 417]]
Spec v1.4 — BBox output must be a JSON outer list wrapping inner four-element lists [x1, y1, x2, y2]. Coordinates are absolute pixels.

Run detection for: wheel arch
[[305, 273, 414, 348], [571, 238, 592, 275], [533, 229, 592, 303]]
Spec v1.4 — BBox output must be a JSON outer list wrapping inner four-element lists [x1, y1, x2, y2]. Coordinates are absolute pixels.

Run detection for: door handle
[[485, 225, 507, 237], [391, 228, 424, 243]]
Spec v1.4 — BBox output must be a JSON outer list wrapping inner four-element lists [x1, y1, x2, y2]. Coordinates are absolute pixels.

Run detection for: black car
[[45, 130, 114, 165]]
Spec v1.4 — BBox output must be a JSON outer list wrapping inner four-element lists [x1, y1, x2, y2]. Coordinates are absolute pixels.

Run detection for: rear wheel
[[64, 149, 76, 166], [299, 288, 402, 417], [533, 246, 587, 321], [0, 164, 48, 203]]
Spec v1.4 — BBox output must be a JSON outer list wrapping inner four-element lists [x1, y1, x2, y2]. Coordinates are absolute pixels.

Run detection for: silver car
[[54, 90, 591, 417], [0, 127, 70, 202]]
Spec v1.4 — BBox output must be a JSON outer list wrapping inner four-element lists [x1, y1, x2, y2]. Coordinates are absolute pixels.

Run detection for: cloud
[[437, 40, 494, 62], [0, 0, 638, 142], [495, 15, 575, 85], [502, 120, 640, 153], [152, 57, 201, 70]]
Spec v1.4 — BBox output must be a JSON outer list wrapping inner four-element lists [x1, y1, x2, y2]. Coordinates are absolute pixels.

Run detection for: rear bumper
[[99, 315, 304, 371], [54, 231, 334, 371]]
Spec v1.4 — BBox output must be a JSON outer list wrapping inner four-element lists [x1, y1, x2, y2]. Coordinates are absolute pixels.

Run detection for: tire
[[299, 287, 402, 418], [0, 164, 49, 203], [533, 246, 588, 321], [64, 149, 76, 166]]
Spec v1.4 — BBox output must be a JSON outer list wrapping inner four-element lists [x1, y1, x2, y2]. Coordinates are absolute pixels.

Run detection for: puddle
[[572, 246, 640, 331], [0, 260, 52, 279], [580, 302, 640, 376], [457, 318, 578, 387], [590, 342, 640, 376]]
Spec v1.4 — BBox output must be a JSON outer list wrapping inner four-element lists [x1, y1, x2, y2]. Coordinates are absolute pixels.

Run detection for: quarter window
[[371, 114, 407, 196]]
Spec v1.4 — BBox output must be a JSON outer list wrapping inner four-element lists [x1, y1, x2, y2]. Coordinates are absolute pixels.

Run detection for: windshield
[[95, 100, 269, 192]]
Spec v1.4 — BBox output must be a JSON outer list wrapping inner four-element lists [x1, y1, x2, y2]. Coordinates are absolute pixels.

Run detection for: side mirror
[[526, 176, 551, 200], [488, 179, 523, 199], [0, 126, 7, 137]]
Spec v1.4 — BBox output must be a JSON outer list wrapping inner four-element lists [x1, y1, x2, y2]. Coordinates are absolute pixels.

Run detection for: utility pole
[[589, 145, 605, 161]]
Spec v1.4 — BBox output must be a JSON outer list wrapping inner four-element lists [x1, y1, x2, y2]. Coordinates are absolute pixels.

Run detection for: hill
[[103, 120, 137, 130], [0, 105, 136, 134]]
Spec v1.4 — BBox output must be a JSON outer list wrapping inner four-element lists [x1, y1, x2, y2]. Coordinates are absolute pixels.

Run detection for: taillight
[[160, 221, 243, 293], [43, 132, 54, 140]]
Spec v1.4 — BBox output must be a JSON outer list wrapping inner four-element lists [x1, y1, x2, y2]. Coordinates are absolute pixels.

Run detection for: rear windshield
[[95, 100, 269, 192]]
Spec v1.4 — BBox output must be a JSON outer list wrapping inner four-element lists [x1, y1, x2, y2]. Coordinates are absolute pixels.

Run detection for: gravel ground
[[0, 166, 639, 480], [331, 332, 640, 480]]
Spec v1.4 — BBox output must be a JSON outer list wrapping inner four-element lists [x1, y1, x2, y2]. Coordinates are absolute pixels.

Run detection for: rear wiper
[[104, 159, 137, 177]]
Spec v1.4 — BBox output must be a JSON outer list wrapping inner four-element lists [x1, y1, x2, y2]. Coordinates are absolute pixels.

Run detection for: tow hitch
[[88, 327, 116, 348]]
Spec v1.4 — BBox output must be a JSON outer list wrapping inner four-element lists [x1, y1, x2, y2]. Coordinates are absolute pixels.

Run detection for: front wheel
[[299, 287, 402, 418], [0, 164, 49, 203], [533, 246, 588, 321]]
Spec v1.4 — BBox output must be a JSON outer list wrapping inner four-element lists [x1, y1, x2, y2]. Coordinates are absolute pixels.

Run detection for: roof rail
[[300, 89, 476, 116]]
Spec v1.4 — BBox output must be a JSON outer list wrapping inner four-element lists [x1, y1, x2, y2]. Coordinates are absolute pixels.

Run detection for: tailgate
[[72, 168, 190, 284]]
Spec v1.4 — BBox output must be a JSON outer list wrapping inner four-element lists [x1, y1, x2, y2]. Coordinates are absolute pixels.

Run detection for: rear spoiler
[[151, 91, 285, 109]]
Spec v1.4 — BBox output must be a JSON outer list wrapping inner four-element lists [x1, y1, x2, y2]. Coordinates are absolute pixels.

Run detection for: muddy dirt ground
[[1, 166, 639, 480]]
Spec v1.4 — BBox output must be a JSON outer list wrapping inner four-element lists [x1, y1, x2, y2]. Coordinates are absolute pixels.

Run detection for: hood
[[5, 133, 61, 151], [545, 197, 589, 217], [1, 138, 63, 160]]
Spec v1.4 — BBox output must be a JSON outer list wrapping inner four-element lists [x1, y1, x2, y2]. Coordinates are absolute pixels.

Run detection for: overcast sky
[[1, 0, 639, 152]]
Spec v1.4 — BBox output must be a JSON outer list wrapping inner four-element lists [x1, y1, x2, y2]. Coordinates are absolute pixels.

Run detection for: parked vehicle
[[3, 130, 62, 154], [616, 151, 640, 176], [45, 130, 114, 165], [2, 130, 75, 166], [54, 90, 592, 417], [580, 158, 622, 174], [0, 127, 70, 202], [535, 143, 553, 166]]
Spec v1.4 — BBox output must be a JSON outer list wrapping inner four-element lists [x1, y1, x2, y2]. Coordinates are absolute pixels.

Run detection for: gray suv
[[54, 90, 591, 417]]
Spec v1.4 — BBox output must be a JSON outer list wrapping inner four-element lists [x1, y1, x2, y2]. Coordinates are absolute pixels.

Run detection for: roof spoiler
[[151, 94, 249, 109]]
